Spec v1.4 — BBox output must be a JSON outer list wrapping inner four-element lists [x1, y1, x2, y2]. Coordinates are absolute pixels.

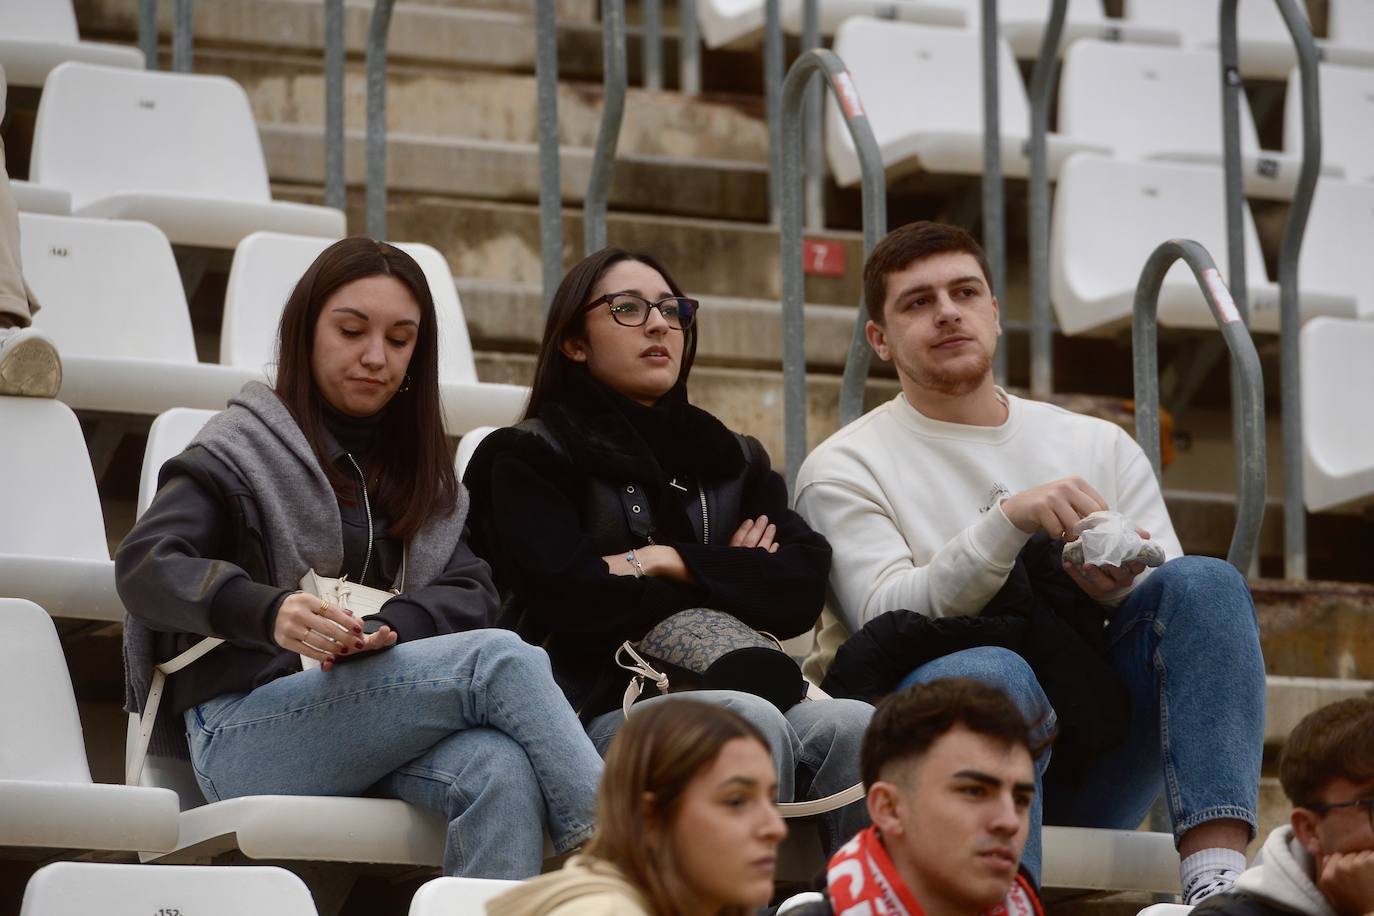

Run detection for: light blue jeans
[[185, 629, 602, 878], [900, 556, 1265, 885], [587, 690, 874, 853]]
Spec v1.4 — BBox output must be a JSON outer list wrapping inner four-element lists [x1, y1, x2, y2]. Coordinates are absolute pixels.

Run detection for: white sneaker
[[0, 326, 62, 398]]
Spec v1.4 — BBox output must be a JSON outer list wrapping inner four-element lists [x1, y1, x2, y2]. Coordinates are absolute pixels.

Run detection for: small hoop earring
[[399, 374, 411, 393]]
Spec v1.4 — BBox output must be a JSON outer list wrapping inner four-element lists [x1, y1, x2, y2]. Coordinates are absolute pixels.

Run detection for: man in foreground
[[1198, 697, 1374, 916], [795, 220, 1266, 902], [791, 678, 1044, 916]]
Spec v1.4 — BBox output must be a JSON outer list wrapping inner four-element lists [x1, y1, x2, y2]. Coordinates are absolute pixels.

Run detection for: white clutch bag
[[297, 551, 405, 670]]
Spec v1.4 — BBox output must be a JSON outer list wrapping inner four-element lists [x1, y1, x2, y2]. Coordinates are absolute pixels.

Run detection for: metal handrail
[[365, 0, 396, 240], [780, 49, 887, 489], [643, 0, 663, 90], [1026, 0, 1066, 398], [585, 0, 626, 253], [981, 0, 1006, 382], [1219, 0, 1320, 579], [765, 0, 784, 222], [1133, 240, 1266, 575], [172, 0, 193, 73], [324, 0, 346, 213], [802, 0, 824, 230], [679, 0, 701, 95], [536, 0, 563, 308], [139, 0, 158, 70]]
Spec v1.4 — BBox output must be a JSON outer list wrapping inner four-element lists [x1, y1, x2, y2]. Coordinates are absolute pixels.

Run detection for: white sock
[[1181, 848, 1248, 905]]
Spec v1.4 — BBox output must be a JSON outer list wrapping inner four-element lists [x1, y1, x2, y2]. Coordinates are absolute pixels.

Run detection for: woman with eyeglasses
[[464, 248, 873, 855]]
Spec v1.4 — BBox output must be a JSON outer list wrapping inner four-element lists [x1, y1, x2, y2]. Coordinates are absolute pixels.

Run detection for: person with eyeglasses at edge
[[1195, 697, 1374, 916], [463, 247, 874, 856]]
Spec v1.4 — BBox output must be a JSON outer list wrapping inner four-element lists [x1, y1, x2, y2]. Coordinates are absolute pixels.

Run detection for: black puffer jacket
[[821, 534, 1130, 781], [464, 371, 832, 719]]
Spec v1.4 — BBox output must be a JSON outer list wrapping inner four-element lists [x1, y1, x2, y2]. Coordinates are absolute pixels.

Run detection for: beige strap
[[126, 636, 224, 787]]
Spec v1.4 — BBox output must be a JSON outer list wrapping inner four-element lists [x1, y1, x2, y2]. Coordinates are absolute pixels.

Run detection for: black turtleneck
[[320, 399, 387, 461]]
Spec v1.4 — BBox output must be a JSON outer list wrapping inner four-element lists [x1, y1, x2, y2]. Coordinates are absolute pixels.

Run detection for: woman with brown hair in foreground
[[490, 699, 788, 916]]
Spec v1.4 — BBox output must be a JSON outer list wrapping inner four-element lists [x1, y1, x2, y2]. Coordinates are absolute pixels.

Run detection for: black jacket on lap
[[464, 371, 832, 719], [820, 533, 1130, 781]]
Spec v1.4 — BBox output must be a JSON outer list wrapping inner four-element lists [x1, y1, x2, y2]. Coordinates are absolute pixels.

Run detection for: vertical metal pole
[[536, 0, 564, 309], [365, 0, 397, 241], [586, 0, 627, 253], [765, 0, 783, 223], [1218, 0, 1252, 571], [1027, 0, 1066, 398], [1275, 0, 1321, 580], [171, 0, 193, 73], [780, 50, 886, 488], [139, 0, 159, 70], [643, 0, 663, 90], [1133, 240, 1266, 574], [324, 0, 346, 214], [679, 0, 701, 96], [803, 0, 825, 231], [981, 0, 1008, 383]]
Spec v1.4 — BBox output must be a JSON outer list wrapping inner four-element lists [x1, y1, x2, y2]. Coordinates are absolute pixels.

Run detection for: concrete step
[[261, 123, 769, 222], [75, 0, 764, 91]]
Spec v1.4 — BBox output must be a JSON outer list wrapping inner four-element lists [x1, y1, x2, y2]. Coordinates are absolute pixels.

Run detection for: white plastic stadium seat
[[407, 877, 520, 916], [1050, 155, 1286, 336], [137, 408, 218, 518], [1328, 0, 1374, 52], [702, 0, 964, 50], [776, 0, 965, 42], [1121, 0, 1374, 79], [0, 398, 123, 622], [455, 425, 498, 480], [222, 231, 529, 435], [0, 598, 179, 857], [826, 18, 1108, 188], [1, 66, 71, 214], [1290, 179, 1374, 322], [1301, 318, 1374, 512], [947, 0, 1180, 59], [0, 0, 143, 88], [29, 63, 345, 250], [1043, 826, 1179, 893], [20, 862, 317, 916], [1285, 63, 1374, 185], [1059, 41, 1323, 201], [21, 213, 259, 415], [1136, 905, 1193, 916]]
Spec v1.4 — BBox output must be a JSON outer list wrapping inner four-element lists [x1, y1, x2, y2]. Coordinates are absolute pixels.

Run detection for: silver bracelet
[[626, 549, 646, 578]]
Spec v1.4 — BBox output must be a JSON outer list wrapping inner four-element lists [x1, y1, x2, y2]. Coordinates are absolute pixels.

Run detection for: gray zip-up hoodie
[[1229, 825, 1338, 916]]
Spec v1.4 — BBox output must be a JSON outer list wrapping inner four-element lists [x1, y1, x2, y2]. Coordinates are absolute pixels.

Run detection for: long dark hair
[[523, 247, 698, 419], [275, 237, 456, 542], [585, 700, 774, 916]]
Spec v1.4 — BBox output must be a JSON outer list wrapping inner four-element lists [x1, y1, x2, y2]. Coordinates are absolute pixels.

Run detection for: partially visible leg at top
[[785, 697, 873, 852]]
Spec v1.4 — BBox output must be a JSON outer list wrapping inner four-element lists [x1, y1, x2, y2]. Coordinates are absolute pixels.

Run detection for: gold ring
[[317, 600, 329, 615]]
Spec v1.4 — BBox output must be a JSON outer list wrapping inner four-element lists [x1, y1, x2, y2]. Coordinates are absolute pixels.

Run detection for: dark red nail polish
[[355, 640, 365, 649]]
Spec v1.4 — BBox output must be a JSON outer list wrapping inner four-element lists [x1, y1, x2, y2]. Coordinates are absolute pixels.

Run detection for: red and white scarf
[[824, 826, 1044, 916]]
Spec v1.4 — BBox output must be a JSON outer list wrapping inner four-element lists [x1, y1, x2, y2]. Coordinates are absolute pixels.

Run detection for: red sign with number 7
[[802, 239, 847, 278]]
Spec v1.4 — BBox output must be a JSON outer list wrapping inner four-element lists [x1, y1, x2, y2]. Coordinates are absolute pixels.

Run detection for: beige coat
[[487, 856, 654, 916]]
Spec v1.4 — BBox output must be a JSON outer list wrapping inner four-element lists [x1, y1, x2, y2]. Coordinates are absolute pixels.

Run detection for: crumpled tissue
[[1061, 510, 1167, 569]]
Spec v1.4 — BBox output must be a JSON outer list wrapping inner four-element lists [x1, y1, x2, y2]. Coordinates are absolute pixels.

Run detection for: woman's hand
[[602, 545, 694, 583], [273, 592, 364, 667], [730, 516, 779, 553]]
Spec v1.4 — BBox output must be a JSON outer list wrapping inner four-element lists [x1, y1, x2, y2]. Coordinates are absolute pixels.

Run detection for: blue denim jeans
[[586, 690, 874, 854], [185, 629, 602, 878], [899, 556, 1265, 885]]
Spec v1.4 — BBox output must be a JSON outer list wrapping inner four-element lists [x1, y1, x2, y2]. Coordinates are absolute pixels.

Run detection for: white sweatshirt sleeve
[[795, 478, 1031, 633]]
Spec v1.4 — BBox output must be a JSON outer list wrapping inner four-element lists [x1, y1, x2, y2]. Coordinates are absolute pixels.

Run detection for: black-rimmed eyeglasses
[[587, 292, 699, 330], [1309, 797, 1374, 832]]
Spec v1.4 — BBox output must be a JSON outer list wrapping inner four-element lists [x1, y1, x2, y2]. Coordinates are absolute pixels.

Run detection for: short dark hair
[[1279, 696, 1374, 809], [860, 678, 1048, 788], [862, 221, 994, 324], [275, 237, 456, 542], [523, 247, 697, 420]]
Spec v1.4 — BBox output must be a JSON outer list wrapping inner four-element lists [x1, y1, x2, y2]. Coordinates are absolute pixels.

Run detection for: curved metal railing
[[1133, 240, 1266, 575], [585, 0, 626, 253], [1026, 0, 1067, 397], [365, 0, 396, 240], [779, 49, 886, 488]]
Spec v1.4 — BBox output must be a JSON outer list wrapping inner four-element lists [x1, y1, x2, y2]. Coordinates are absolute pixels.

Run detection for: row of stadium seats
[[826, 25, 1373, 198], [699, 0, 1374, 76]]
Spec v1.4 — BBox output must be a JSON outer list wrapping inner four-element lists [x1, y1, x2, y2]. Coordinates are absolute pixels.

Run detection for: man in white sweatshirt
[[794, 221, 1266, 903], [1197, 697, 1374, 916]]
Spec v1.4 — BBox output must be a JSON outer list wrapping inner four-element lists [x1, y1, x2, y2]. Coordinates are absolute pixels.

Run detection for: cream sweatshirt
[[794, 391, 1182, 677]]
